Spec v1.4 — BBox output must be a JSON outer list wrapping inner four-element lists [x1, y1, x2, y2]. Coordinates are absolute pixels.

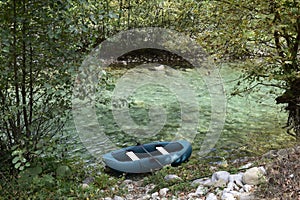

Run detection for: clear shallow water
[[65, 65, 295, 164]]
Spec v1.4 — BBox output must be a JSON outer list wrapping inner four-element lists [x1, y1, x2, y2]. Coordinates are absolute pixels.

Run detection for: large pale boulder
[[242, 167, 266, 185]]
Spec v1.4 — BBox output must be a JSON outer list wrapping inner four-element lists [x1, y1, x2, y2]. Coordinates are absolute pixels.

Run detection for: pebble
[[191, 177, 213, 186], [159, 188, 169, 196], [221, 192, 235, 200], [206, 193, 218, 200], [187, 192, 198, 198], [229, 173, 244, 187], [113, 196, 124, 200], [81, 183, 89, 189], [239, 163, 253, 170], [211, 171, 230, 183], [151, 192, 159, 199], [243, 184, 253, 193], [164, 174, 181, 181], [195, 185, 207, 195]]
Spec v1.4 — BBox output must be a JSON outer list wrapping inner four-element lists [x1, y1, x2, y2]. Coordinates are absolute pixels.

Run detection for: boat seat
[[126, 151, 140, 161], [156, 146, 169, 155]]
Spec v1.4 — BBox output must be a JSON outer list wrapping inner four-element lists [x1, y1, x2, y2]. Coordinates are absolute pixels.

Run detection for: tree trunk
[[276, 79, 300, 141]]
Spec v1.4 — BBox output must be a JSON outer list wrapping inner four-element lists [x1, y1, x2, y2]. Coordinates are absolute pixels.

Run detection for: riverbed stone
[[239, 163, 253, 170], [140, 194, 151, 200], [229, 190, 241, 198], [206, 193, 218, 200], [191, 177, 213, 186], [213, 178, 228, 188], [151, 192, 160, 199], [159, 188, 169, 196], [229, 173, 244, 187], [211, 171, 230, 183], [221, 192, 235, 200], [242, 167, 266, 185], [113, 196, 124, 200], [243, 184, 253, 193], [187, 192, 198, 198], [227, 181, 239, 191], [81, 183, 89, 189], [195, 185, 208, 195], [164, 174, 181, 181]]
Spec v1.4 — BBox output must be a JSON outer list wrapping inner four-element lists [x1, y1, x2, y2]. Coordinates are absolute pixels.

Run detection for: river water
[[65, 64, 295, 164]]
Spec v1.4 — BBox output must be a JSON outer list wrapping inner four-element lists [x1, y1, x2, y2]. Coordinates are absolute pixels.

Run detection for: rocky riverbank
[[101, 164, 264, 200], [84, 145, 300, 200]]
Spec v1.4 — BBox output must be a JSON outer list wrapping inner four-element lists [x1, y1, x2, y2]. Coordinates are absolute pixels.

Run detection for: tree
[[192, 0, 300, 140], [0, 0, 76, 171]]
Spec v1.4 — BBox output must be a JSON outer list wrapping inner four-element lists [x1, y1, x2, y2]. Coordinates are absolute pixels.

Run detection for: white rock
[[151, 192, 160, 199], [187, 192, 198, 198], [239, 163, 253, 169], [139, 194, 150, 200], [159, 188, 169, 196], [221, 193, 235, 200], [229, 173, 244, 187], [229, 190, 241, 198], [191, 178, 213, 186], [81, 183, 89, 189], [227, 182, 239, 191], [104, 198, 112, 200], [258, 166, 266, 175], [164, 174, 181, 181], [213, 179, 227, 188], [195, 185, 207, 195], [243, 184, 253, 193], [215, 187, 223, 196], [206, 193, 218, 200], [113, 196, 124, 200], [212, 171, 230, 183], [242, 167, 266, 185], [222, 188, 231, 194]]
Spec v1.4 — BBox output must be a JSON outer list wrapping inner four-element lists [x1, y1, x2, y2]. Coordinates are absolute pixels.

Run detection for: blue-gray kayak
[[102, 140, 192, 173]]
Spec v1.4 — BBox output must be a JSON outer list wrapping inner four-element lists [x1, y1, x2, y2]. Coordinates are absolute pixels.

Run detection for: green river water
[[66, 65, 295, 164]]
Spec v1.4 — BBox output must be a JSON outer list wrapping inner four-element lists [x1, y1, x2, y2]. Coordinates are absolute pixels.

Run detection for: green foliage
[[0, 156, 126, 199]]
